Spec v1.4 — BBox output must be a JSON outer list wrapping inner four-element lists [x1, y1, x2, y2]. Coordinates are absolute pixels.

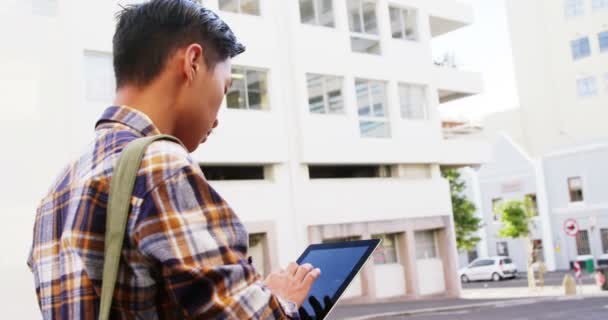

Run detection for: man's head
[[113, 0, 245, 151]]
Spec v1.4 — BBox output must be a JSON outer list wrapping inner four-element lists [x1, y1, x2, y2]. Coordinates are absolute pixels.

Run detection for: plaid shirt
[[28, 106, 298, 319]]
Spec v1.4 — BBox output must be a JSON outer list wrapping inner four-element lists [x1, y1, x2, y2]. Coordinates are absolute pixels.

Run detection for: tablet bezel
[[296, 239, 381, 320]]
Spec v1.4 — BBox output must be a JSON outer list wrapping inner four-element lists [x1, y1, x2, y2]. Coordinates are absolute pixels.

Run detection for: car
[[459, 256, 518, 283]]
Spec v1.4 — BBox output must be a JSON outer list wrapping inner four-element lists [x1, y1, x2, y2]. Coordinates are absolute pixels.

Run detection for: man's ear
[[183, 43, 204, 82]]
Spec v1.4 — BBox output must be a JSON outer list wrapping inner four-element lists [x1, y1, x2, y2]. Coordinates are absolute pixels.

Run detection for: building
[[0, 0, 486, 318], [500, 0, 608, 156]]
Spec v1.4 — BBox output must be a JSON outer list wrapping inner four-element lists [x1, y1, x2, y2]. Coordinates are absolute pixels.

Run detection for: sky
[[433, 0, 519, 122]]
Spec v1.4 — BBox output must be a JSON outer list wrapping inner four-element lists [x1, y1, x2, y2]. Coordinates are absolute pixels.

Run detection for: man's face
[[174, 52, 232, 152]]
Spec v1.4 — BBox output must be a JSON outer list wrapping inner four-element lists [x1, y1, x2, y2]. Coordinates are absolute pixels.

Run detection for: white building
[[0, 0, 486, 317], [500, 0, 608, 157]]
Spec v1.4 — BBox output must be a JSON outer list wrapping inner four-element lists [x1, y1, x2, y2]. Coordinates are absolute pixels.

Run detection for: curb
[[341, 296, 586, 320]]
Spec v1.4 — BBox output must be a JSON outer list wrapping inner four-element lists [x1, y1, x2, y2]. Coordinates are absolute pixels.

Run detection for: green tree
[[442, 169, 482, 251], [497, 196, 537, 288]]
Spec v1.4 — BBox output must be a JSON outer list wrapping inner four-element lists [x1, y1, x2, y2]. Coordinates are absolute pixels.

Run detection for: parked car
[[459, 256, 518, 283]]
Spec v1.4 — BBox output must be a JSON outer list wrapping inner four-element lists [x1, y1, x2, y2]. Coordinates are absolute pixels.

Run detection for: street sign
[[564, 219, 579, 237]]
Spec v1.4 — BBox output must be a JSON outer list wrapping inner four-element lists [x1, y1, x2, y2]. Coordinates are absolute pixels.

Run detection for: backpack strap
[[98, 134, 185, 320]]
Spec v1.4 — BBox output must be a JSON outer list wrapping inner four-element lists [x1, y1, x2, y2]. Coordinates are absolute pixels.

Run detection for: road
[[462, 271, 596, 289], [389, 297, 608, 320]]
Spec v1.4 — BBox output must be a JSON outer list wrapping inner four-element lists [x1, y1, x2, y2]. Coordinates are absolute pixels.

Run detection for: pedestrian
[[27, 1, 320, 319]]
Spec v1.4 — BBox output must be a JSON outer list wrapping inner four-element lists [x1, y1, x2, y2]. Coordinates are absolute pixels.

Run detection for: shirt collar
[[95, 105, 161, 137]]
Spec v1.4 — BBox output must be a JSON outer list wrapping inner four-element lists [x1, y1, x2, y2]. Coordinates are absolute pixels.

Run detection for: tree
[[496, 196, 537, 288], [442, 169, 482, 252]]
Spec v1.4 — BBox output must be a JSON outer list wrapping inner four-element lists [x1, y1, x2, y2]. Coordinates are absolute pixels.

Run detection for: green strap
[[99, 134, 184, 320]]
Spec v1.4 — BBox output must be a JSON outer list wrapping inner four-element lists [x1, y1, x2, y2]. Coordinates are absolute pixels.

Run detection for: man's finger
[[294, 263, 313, 281], [286, 262, 299, 275], [303, 268, 321, 287]]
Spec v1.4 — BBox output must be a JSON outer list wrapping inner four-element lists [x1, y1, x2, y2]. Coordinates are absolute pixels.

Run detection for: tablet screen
[[296, 240, 380, 320]]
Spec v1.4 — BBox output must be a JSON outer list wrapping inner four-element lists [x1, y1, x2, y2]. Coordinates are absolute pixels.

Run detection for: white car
[[459, 256, 518, 283]]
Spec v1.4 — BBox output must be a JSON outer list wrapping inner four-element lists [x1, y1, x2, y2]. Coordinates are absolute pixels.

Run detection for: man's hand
[[263, 262, 321, 307]]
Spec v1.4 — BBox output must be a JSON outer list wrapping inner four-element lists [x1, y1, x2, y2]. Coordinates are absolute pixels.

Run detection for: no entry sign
[[564, 219, 579, 237]]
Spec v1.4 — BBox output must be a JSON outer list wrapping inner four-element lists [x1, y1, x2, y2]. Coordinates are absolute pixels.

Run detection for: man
[[27, 0, 320, 319]]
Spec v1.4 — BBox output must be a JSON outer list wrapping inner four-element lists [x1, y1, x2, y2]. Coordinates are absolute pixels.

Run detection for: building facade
[[0, 0, 485, 318], [503, 0, 608, 156]]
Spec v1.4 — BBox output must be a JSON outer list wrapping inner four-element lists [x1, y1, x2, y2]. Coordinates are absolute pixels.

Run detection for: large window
[[415, 230, 437, 259], [308, 165, 392, 179], [496, 241, 510, 257], [227, 67, 269, 110], [84, 51, 115, 103], [601, 228, 608, 254], [306, 74, 344, 114], [565, 0, 585, 17], [577, 76, 598, 98], [199, 165, 267, 181], [355, 79, 390, 138], [219, 0, 260, 15], [347, 0, 381, 54], [300, 0, 334, 27], [372, 233, 399, 264], [593, 0, 608, 10], [568, 177, 584, 202], [576, 230, 591, 255], [389, 6, 418, 41], [398, 84, 427, 120], [599, 31, 608, 52], [571, 37, 591, 60]]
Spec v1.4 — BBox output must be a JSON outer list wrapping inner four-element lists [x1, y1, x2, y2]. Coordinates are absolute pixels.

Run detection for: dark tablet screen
[[296, 239, 380, 320]]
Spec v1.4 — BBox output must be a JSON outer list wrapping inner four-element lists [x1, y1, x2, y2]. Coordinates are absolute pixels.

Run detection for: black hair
[[113, 0, 245, 88]]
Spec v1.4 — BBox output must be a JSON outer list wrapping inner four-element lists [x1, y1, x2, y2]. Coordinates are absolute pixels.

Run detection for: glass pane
[[347, 0, 363, 33], [351, 36, 381, 54], [400, 84, 426, 119], [359, 120, 390, 138], [241, 0, 260, 15], [84, 51, 115, 102], [300, 0, 316, 25], [219, 0, 239, 13], [246, 70, 268, 110], [370, 81, 386, 117], [317, 0, 335, 27], [227, 67, 247, 109], [599, 31, 608, 52], [325, 76, 344, 113], [372, 234, 398, 264], [355, 80, 370, 116], [415, 230, 437, 259], [389, 7, 403, 39], [362, 1, 378, 35], [307, 74, 326, 113], [403, 8, 418, 41]]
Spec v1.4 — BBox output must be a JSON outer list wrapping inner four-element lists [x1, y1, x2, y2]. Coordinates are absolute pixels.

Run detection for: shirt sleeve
[[132, 163, 299, 319]]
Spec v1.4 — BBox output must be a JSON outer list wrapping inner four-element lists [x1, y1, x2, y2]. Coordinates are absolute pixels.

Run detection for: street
[[462, 271, 596, 289], [389, 297, 608, 320]]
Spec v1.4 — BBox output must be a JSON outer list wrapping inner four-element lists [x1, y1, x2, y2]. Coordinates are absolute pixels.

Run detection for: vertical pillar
[[534, 159, 557, 271], [403, 229, 420, 298], [437, 221, 462, 298]]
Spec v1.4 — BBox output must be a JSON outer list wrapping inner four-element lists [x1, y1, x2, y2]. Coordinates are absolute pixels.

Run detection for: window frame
[[601, 228, 608, 254], [398, 83, 428, 120], [299, 0, 335, 27], [576, 229, 591, 256], [576, 76, 598, 98], [388, 5, 418, 41], [599, 31, 608, 53], [570, 36, 591, 60], [306, 73, 345, 115], [372, 233, 399, 265], [226, 66, 270, 111], [568, 176, 585, 202], [355, 78, 391, 138], [347, 0, 382, 54], [496, 241, 510, 257], [415, 230, 438, 260], [565, 0, 585, 18], [592, 0, 608, 10], [218, 0, 261, 16]]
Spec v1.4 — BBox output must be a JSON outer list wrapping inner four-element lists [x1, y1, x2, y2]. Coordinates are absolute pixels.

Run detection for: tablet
[[296, 239, 381, 320]]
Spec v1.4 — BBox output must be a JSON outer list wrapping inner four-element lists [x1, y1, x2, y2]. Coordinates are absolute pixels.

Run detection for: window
[[227, 67, 269, 110], [398, 84, 427, 120], [576, 230, 591, 255], [601, 229, 608, 254], [323, 236, 361, 243], [308, 165, 392, 179], [415, 230, 437, 259], [496, 241, 509, 257], [570, 37, 591, 60], [492, 198, 503, 221], [565, 0, 585, 17], [467, 249, 478, 263], [200, 165, 266, 181], [306, 74, 344, 114], [356, 79, 390, 138], [84, 51, 115, 103], [248, 233, 268, 277], [219, 0, 260, 15], [599, 31, 608, 52], [372, 233, 399, 264], [470, 259, 492, 268], [568, 177, 584, 202], [593, 0, 608, 10], [389, 6, 418, 41], [577, 76, 598, 98], [347, 0, 381, 54], [300, 0, 334, 27], [526, 194, 539, 217]]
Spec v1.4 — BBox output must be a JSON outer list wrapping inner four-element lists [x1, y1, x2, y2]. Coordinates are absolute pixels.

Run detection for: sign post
[[564, 219, 581, 294]]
